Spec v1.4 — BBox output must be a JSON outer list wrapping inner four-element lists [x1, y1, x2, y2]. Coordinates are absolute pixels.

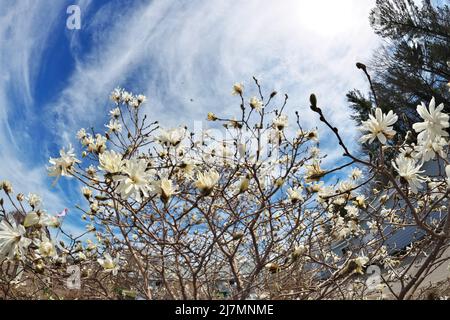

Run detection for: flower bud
[[232, 83, 244, 96], [1, 180, 13, 194], [232, 232, 244, 241], [356, 62, 367, 71], [265, 262, 280, 274], [81, 187, 92, 199], [292, 245, 307, 260], [239, 177, 250, 193], [207, 112, 218, 121], [309, 94, 318, 112], [275, 178, 284, 187]]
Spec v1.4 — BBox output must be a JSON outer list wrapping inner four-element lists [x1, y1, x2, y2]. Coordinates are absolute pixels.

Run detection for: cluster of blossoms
[[0, 184, 125, 299], [34, 80, 391, 300], [0, 183, 66, 290], [1, 71, 449, 300], [360, 98, 450, 194]]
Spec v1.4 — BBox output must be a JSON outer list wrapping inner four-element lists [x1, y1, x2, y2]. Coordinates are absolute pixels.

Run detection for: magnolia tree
[[0, 69, 449, 300]]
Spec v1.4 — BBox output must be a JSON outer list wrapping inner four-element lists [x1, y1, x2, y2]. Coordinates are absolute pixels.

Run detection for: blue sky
[[0, 0, 384, 234]]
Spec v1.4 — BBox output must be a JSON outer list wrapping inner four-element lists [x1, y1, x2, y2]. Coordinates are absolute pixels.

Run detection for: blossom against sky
[[0, 0, 380, 230]]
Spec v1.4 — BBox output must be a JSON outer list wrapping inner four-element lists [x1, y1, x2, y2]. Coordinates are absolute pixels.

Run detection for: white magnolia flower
[[332, 196, 346, 206], [416, 136, 447, 162], [272, 115, 288, 131], [350, 168, 363, 180], [305, 160, 326, 183], [195, 169, 220, 195], [353, 255, 369, 275], [292, 245, 307, 259], [156, 128, 186, 146], [412, 97, 449, 142], [232, 83, 244, 96], [338, 181, 355, 193], [81, 186, 93, 198], [121, 90, 133, 103], [1, 180, 13, 193], [48, 145, 80, 183], [87, 165, 97, 177], [345, 205, 359, 218], [98, 253, 120, 276], [24, 211, 59, 228], [305, 129, 319, 142], [137, 94, 146, 104], [367, 220, 378, 234], [110, 88, 122, 103], [178, 161, 196, 178], [130, 98, 140, 108], [308, 181, 324, 194], [109, 107, 121, 118], [249, 96, 263, 112], [99, 149, 123, 174], [105, 119, 122, 133], [360, 108, 398, 144], [113, 159, 153, 202], [154, 178, 176, 202], [95, 134, 107, 153], [392, 155, 426, 193], [265, 262, 280, 273], [0, 220, 31, 261], [83, 135, 95, 148], [354, 195, 367, 208], [207, 112, 218, 121], [399, 144, 420, 160], [37, 236, 57, 258], [45, 215, 60, 228], [76, 128, 87, 140], [90, 200, 101, 214], [27, 193, 42, 209], [337, 223, 351, 240], [287, 187, 304, 203]]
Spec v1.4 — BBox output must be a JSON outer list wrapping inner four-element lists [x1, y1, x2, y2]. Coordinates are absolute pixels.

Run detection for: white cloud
[[0, 1, 68, 213]]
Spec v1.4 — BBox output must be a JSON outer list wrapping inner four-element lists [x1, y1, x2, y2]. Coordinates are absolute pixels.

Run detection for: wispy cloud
[[0, 1, 68, 213], [48, 0, 379, 144]]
